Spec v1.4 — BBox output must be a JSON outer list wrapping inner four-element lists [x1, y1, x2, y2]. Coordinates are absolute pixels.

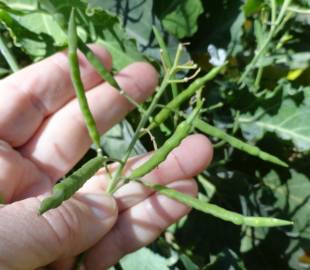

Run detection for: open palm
[[0, 45, 213, 270]]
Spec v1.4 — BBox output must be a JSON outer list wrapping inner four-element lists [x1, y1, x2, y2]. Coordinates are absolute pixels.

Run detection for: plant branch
[[0, 33, 19, 72]]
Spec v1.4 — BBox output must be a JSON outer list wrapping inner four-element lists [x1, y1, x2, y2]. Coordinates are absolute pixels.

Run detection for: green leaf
[[120, 247, 170, 270], [243, 167, 310, 268], [0, 9, 56, 59], [100, 120, 146, 160], [88, 0, 190, 67], [12, 12, 67, 46], [204, 249, 246, 270], [263, 169, 310, 246], [89, 0, 154, 49], [0, 0, 38, 11], [239, 87, 310, 152], [0, 67, 9, 77], [87, 1, 147, 69], [180, 254, 200, 270], [97, 24, 145, 70], [0, 1, 145, 67], [243, 0, 263, 16], [157, 0, 204, 39]]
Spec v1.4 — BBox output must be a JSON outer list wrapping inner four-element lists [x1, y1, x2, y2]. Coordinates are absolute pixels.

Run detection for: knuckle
[[40, 199, 81, 252], [170, 151, 189, 177]]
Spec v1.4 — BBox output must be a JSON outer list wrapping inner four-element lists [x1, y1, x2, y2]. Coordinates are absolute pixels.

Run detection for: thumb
[[0, 193, 117, 270]]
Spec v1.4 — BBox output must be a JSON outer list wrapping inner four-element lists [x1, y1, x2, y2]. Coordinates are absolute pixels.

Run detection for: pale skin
[[0, 45, 213, 270]]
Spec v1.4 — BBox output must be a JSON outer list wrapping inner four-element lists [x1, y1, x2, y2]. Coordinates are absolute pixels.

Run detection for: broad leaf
[[155, 0, 203, 39], [239, 87, 310, 152], [263, 169, 310, 246], [244, 168, 310, 269], [120, 247, 170, 270], [89, 0, 154, 50], [100, 120, 146, 160], [89, 0, 190, 65], [0, 0, 145, 67], [204, 249, 246, 270], [243, 0, 263, 16], [0, 0, 38, 11]]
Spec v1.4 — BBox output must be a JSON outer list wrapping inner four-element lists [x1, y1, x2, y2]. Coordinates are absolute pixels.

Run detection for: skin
[[0, 45, 213, 269]]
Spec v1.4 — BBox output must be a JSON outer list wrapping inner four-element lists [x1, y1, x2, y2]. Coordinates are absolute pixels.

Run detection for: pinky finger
[[84, 179, 198, 270]]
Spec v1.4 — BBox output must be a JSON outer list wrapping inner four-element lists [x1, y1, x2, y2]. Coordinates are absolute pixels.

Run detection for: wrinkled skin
[[0, 45, 213, 270]]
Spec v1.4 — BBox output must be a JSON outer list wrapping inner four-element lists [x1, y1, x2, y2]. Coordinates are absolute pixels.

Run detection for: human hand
[[0, 45, 213, 269]]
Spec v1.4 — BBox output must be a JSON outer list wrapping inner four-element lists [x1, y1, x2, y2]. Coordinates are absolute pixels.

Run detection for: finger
[[47, 135, 211, 270], [81, 134, 213, 211], [20, 62, 158, 183], [84, 179, 197, 270], [0, 192, 117, 269], [0, 45, 112, 147], [0, 140, 49, 203], [47, 257, 76, 270]]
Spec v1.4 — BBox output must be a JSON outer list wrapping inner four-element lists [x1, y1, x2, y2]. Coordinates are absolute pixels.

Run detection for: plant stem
[[106, 73, 171, 193], [78, 41, 145, 113], [153, 26, 178, 98], [239, 0, 291, 83], [0, 33, 19, 72], [147, 64, 225, 131]]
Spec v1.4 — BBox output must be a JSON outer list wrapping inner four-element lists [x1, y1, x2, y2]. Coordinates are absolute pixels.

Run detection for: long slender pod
[[38, 156, 105, 215], [194, 118, 288, 167], [148, 65, 224, 131], [147, 183, 293, 227], [129, 107, 200, 179], [68, 9, 101, 150], [50, 7, 138, 109], [78, 41, 118, 89], [78, 41, 142, 109]]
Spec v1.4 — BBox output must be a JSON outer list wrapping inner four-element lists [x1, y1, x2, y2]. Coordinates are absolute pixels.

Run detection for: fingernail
[[80, 194, 117, 220]]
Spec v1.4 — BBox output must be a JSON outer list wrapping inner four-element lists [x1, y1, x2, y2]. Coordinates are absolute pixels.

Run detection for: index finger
[[0, 45, 112, 147]]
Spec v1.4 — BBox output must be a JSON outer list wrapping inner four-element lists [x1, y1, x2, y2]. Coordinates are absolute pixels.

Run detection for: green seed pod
[[130, 107, 199, 179], [68, 9, 101, 150], [148, 65, 224, 131], [194, 119, 288, 167], [38, 156, 105, 215], [149, 183, 293, 227]]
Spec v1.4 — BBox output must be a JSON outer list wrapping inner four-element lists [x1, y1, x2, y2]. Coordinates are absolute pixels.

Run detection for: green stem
[[147, 64, 225, 131], [128, 105, 200, 180], [239, 0, 291, 83], [288, 5, 310, 14], [0, 33, 19, 72], [78, 41, 145, 113], [106, 73, 171, 193], [153, 26, 178, 98], [254, 66, 264, 90]]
